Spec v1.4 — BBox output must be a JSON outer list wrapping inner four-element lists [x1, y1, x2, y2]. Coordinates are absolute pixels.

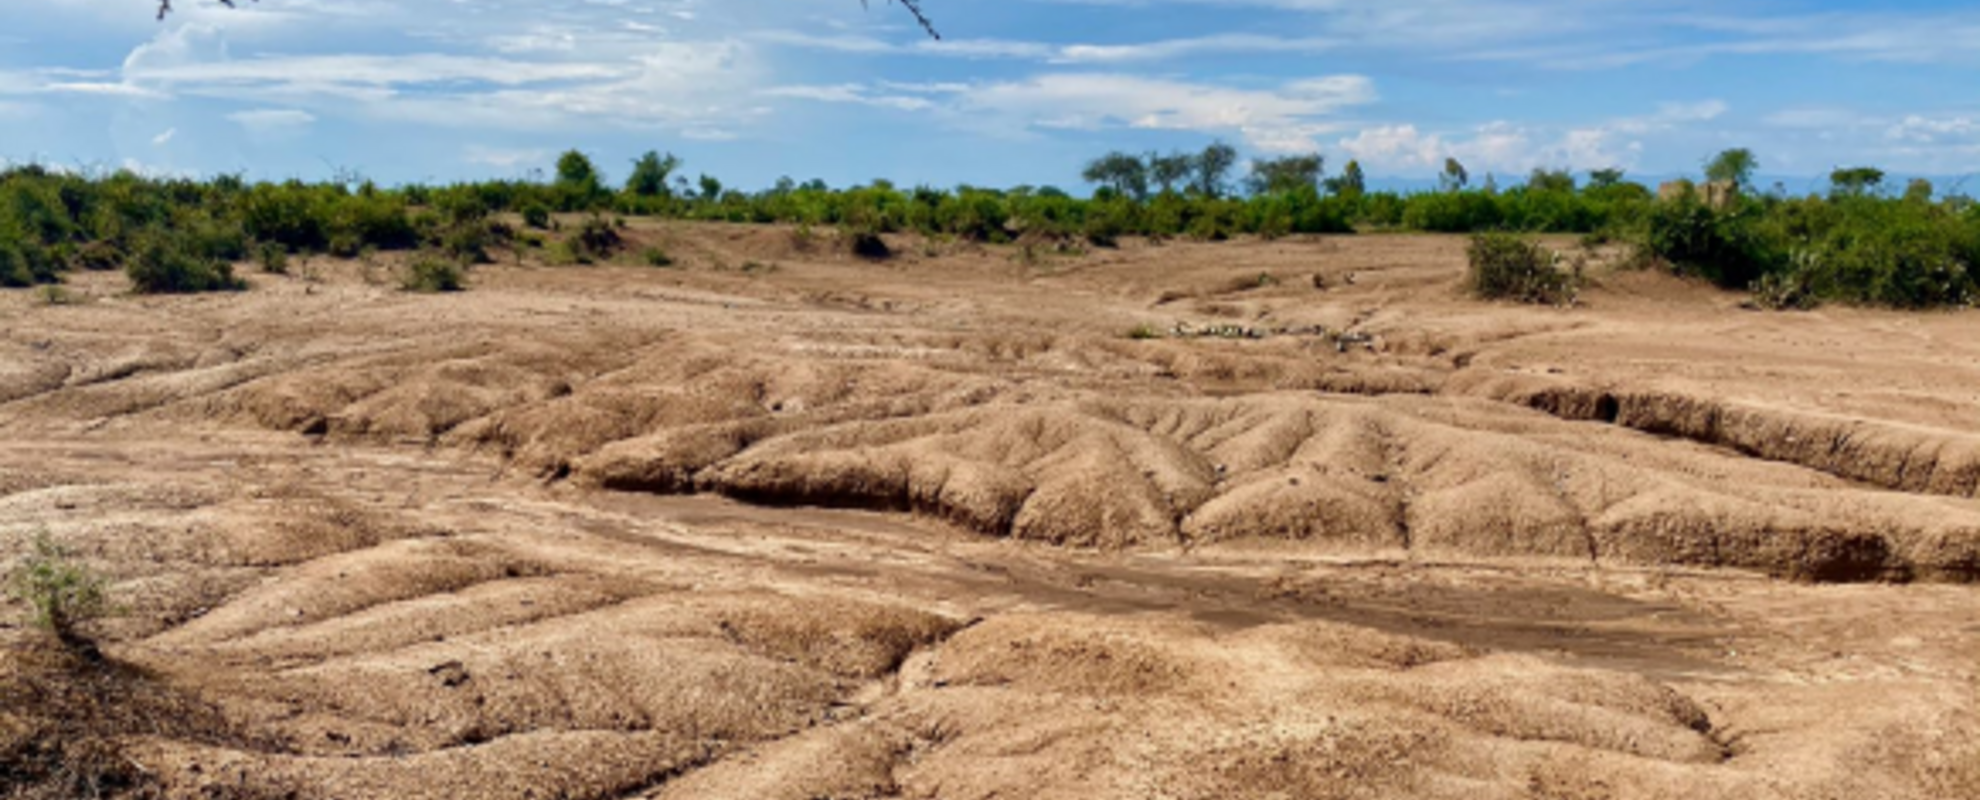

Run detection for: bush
[[257, 242, 290, 275], [7, 531, 110, 641], [1643, 198, 1779, 288], [522, 203, 552, 230], [401, 254, 465, 292], [71, 240, 124, 272], [125, 236, 244, 294], [641, 247, 675, 267], [1466, 232, 1577, 305], [572, 214, 621, 260], [439, 224, 494, 265]]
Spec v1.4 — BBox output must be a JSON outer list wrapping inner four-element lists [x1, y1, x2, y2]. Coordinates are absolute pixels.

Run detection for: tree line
[[2, 145, 1974, 308]]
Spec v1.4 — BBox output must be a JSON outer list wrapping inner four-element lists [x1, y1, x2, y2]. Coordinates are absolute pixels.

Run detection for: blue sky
[[2, 0, 1978, 191]]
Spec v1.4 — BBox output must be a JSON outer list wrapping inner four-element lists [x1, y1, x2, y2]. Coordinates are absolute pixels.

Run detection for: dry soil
[[2, 224, 1976, 799]]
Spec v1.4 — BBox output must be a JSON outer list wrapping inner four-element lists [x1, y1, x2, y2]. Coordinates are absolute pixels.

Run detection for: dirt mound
[[1460, 371, 1980, 499], [4, 226, 1980, 798]]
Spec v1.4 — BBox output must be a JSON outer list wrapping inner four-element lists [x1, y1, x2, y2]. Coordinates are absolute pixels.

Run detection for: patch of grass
[[35, 284, 79, 306], [544, 239, 590, 266], [1466, 232, 1579, 305], [1127, 323, 1163, 340], [401, 254, 465, 293], [641, 247, 675, 268], [8, 531, 111, 643]]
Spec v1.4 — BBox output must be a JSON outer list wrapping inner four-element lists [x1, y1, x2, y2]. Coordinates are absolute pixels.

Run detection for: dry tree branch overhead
[[158, 0, 941, 38], [874, 0, 941, 39]]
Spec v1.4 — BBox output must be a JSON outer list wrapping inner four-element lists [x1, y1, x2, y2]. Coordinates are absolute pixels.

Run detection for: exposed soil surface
[[3, 225, 1976, 798]]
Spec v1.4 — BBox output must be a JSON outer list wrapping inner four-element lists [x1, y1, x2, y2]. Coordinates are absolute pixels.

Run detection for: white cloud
[[227, 109, 316, 133], [768, 72, 1377, 151], [463, 145, 551, 169], [152, 127, 176, 146], [1887, 115, 1980, 144], [1336, 103, 1718, 176]]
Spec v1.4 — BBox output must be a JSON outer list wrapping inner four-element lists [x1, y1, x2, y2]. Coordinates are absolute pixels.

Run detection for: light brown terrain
[[2, 224, 1977, 799]]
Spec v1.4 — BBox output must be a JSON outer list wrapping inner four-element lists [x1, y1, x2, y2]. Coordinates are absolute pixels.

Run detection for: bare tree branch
[[882, 0, 941, 40]]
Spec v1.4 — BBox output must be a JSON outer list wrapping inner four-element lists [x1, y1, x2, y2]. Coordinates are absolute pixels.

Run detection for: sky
[[2, 0, 1978, 192]]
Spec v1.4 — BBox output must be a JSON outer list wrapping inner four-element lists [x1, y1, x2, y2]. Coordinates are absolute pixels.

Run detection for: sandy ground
[[1, 224, 1976, 798]]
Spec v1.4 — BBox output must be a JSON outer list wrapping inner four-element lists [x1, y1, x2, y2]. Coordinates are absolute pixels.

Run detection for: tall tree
[[1082, 152, 1150, 201], [1245, 154, 1324, 196], [1526, 168, 1575, 194], [1192, 142, 1239, 199], [1587, 168, 1626, 190], [1147, 151, 1194, 196], [1829, 166, 1886, 198], [1439, 158, 1469, 192], [1325, 160, 1366, 197], [626, 151, 683, 198], [1704, 148, 1759, 191]]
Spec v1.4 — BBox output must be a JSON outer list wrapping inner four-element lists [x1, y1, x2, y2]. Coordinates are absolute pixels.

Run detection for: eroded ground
[[2, 226, 1977, 798]]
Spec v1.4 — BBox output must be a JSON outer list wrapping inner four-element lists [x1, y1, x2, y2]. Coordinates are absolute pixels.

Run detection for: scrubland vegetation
[[1, 145, 1975, 308]]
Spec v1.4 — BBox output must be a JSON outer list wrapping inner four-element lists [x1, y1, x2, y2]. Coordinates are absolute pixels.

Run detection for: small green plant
[[642, 247, 675, 267], [1466, 232, 1578, 305], [1127, 323, 1163, 340], [8, 531, 111, 641], [35, 284, 79, 306], [256, 242, 290, 275], [401, 254, 465, 293]]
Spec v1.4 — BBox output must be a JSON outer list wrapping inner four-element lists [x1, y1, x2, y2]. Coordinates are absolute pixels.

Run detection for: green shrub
[[240, 183, 329, 251], [401, 254, 465, 292], [1643, 198, 1780, 288], [72, 240, 124, 272], [641, 247, 675, 267], [1466, 232, 1577, 305], [439, 224, 494, 265], [1749, 257, 1819, 311], [7, 531, 111, 641], [125, 236, 244, 294], [572, 214, 621, 260], [522, 203, 552, 230], [256, 242, 290, 275], [332, 193, 419, 251]]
